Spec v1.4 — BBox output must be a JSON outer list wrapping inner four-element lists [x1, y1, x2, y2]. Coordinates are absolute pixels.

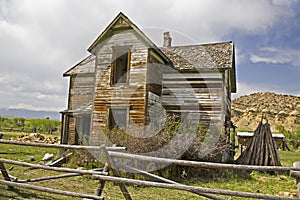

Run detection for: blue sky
[[0, 0, 299, 111]]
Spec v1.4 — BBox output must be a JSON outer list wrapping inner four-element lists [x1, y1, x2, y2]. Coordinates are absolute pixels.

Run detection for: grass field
[[0, 132, 299, 199]]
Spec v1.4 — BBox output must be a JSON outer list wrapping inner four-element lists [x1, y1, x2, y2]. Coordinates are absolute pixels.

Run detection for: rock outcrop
[[231, 92, 300, 132]]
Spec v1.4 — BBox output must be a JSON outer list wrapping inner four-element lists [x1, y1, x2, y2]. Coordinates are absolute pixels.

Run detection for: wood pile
[[236, 119, 281, 167], [11, 133, 59, 144]]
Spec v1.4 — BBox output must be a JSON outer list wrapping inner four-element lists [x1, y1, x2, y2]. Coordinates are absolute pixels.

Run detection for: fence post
[[0, 158, 13, 189], [291, 162, 300, 198]]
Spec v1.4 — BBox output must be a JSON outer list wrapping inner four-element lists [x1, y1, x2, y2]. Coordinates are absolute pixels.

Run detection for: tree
[[276, 125, 285, 133]]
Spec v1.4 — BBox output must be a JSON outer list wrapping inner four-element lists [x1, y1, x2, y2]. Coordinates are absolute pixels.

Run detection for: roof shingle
[[160, 42, 234, 70]]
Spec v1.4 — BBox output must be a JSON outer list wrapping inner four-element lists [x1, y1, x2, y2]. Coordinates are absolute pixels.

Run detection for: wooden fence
[[0, 139, 299, 200]]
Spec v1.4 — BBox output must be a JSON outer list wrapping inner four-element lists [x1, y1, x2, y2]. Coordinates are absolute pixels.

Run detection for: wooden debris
[[12, 133, 59, 144], [45, 152, 73, 167], [236, 119, 281, 167]]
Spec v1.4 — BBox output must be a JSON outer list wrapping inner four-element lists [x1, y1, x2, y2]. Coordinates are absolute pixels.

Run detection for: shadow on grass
[[0, 152, 18, 155], [1, 186, 64, 200]]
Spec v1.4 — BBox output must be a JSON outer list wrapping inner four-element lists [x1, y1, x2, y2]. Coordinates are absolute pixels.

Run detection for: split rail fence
[[0, 139, 299, 200]]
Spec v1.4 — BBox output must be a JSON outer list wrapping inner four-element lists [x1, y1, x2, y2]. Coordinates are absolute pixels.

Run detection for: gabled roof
[[63, 12, 236, 92], [160, 42, 236, 92], [63, 55, 95, 77], [87, 12, 170, 63], [64, 42, 236, 92]]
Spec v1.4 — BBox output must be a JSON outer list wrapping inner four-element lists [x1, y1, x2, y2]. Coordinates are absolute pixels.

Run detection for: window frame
[[111, 46, 132, 86], [107, 106, 129, 130], [75, 114, 91, 144]]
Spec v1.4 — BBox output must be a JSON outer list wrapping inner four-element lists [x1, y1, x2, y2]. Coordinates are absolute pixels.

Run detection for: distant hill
[[231, 92, 300, 132], [0, 108, 61, 120]]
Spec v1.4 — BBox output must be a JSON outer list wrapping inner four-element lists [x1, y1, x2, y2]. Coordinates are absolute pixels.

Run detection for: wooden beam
[[290, 162, 300, 198], [103, 148, 132, 200], [0, 160, 13, 189], [95, 162, 110, 196], [0, 179, 103, 200], [109, 151, 297, 172], [0, 161, 11, 181], [92, 174, 299, 200], [0, 158, 107, 176], [116, 163, 226, 200], [15, 173, 81, 183]]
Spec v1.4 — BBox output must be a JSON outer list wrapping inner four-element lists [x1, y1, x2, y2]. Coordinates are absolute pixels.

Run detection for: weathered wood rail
[[1, 139, 298, 172], [109, 151, 299, 172], [1, 139, 300, 199], [92, 174, 299, 200], [0, 179, 104, 200], [290, 162, 300, 198]]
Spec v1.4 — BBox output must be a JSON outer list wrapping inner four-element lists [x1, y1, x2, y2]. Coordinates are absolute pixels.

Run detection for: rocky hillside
[[231, 92, 300, 132]]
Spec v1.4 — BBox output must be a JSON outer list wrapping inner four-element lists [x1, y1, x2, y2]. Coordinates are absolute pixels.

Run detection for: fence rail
[[92, 174, 299, 200], [0, 179, 104, 200], [0, 139, 299, 199], [1, 139, 298, 172], [109, 151, 300, 172]]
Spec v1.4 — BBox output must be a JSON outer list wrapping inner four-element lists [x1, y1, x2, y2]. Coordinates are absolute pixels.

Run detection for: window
[[108, 107, 129, 130], [75, 115, 91, 144], [111, 47, 131, 85]]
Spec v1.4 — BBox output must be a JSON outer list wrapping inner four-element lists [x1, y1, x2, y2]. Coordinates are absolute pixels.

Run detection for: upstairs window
[[111, 47, 131, 85]]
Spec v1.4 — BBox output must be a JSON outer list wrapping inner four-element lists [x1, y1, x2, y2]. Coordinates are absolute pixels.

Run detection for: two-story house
[[60, 12, 236, 151]]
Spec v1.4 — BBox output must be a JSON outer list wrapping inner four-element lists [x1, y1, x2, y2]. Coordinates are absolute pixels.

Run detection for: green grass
[[0, 132, 299, 199]]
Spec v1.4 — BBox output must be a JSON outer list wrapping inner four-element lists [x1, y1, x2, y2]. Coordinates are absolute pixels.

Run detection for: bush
[[276, 125, 300, 150], [105, 113, 229, 179]]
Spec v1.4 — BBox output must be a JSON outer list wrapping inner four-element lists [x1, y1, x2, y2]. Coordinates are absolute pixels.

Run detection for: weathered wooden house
[[60, 12, 236, 146]]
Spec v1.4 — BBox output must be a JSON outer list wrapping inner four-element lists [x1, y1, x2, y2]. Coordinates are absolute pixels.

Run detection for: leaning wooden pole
[[0, 179, 104, 200], [0, 158, 107, 176], [103, 147, 132, 200], [95, 162, 110, 196], [117, 162, 226, 200], [16, 173, 81, 183], [0, 159, 13, 189], [236, 119, 282, 168], [0, 160, 11, 182]]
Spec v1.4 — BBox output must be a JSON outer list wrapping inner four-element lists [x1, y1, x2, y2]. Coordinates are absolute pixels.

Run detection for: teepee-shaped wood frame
[[236, 118, 281, 167]]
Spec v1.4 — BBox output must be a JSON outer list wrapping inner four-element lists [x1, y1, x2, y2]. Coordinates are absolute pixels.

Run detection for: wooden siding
[[62, 73, 94, 145], [68, 74, 95, 109], [67, 117, 76, 144], [145, 50, 165, 126], [162, 70, 225, 126], [147, 51, 164, 96], [90, 30, 149, 142]]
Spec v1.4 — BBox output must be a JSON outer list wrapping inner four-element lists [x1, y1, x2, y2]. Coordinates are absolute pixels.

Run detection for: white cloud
[[272, 0, 297, 6], [8, 103, 63, 112], [0, 0, 298, 111], [250, 47, 300, 68]]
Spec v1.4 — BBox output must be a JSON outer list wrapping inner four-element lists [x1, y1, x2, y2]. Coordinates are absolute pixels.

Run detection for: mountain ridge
[[0, 108, 61, 120], [231, 92, 300, 132]]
